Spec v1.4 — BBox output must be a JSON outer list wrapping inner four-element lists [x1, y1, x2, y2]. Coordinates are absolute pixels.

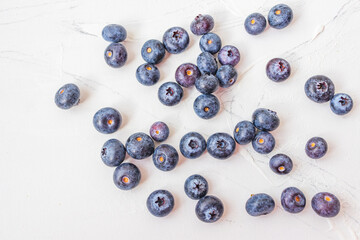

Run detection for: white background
[[1, 0, 360, 239]]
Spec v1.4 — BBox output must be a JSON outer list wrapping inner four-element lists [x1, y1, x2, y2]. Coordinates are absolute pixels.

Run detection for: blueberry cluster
[[102, 24, 128, 68]]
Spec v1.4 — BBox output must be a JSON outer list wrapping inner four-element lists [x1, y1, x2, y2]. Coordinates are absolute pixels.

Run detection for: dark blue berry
[[244, 13, 267, 35], [113, 163, 141, 190], [93, 107, 122, 134], [104, 43, 127, 68], [101, 139, 126, 167], [268, 4, 293, 29], [102, 24, 127, 42], [193, 94, 220, 119], [179, 132, 207, 159], [158, 82, 183, 106], [216, 65, 238, 88], [269, 154, 293, 175], [252, 131, 275, 154], [197, 52, 218, 75], [136, 63, 160, 86], [162, 27, 189, 54], [281, 187, 306, 214], [195, 195, 224, 223], [311, 192, 340, 217], [252, 108, 280, 131], [233, 121, 256, 145], [304, 75, 335, 103], [175, 63, 201, 88], [330, 93, 353, 115], [54, 83, 80, 109], [207, 133, 236, 159], [149, 121, 169, 142], [199, 33, 222, 54], [126, 132, 155, 160], [147, 189, 175, 217], [245, 193, 275, 216], [184, 174, 208, 200], [217, 45, 240, 66], [152, 144, 179, 171], [266, 58, 291, 82], [141, 39, 166, 64], [195, 74, 219, 94], [305, 137, 327, 159], [190, 14, 214, 35]]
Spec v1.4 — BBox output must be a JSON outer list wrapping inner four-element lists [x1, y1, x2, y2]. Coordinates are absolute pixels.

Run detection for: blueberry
[[102, 24, 127, 43], [135, 63, 160, 86], [330, 93, 353, 115], [175, 63, 201, 88], [244, 13, 267, 35], [149, 121, 170, 142], [216, 65, 238, 88], [199, 33, 222, 54], [266, 58, 291, 82], [233, 120, 256, 145], [217, 45, 240, 66], [252, 131, 275, 154], [311, 192, 340, 218], [207, 133, 236, 159], [195, 196, 224, 223], [305, 137, 327, 159], [304, 75, 335, 103], [104, 43, 127, 68], [184, 174, 208, 200], [245, 193, 275, 216], [193, 94, 220, 119], [126, 132, 155, 160], [158, 82, 184, 106], [113, 163, 141, 190], [197, 52, 218, 75], [268, 4, 293, 29], [162, 27, 189, 54], [54, 83, 80, 109], [269, 154, 293, 175], [101, 139, 126, 167], [141, 39, 166, 64], [179, 132, 207, 159], [93, 107, 122, 134], [195, 74, 219, 94], [190, 14, 214, 35], [152, 144, 179, 171], [252, 108, 280, 131], [281, 187, 306, 214], [147, 189, 175, 217]]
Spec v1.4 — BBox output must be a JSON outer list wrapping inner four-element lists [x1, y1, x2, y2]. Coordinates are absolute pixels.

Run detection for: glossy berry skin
[[102, 24, 127, 43], [217, 45, 240, 66], [147, 189, 175, 217], [179, 132, 207, 159], [199, 33, 222, 54], [162, 27, 189, 54], [126, 132, 155, 160], [113, 163, 141, 190], [304, 75, 335, 103], [195, 196, 224, 223], [266, 58, 291, 82], [195, 74, 219, 94], [216, 65, 238, 88], [193, 94, 220, 119], [311, 192, 340, 218], [175, 63, 201, 88], [104, 43, 127, 68], [149, 121, 169, 142], [330, 93, 353, 115], [158, 82, 183, 106], [268, 4, 293, 29], [245, 193, 275, 216], [305, 137, 327, 159], [244, 13, 267, 35], [233, 121, 256, 145], [101, 139, 126, 167], [93, 107, 122, 134], [281, 187, 306, 214], [252, 108, 280, 131], [269, 154, 293, 175], [190, 14, 214, 35], [152, 144, 179, 171], [184, 174, 208, 200], [54, 83, 80, 109], [207, 133, 236, 160], [136, 63, 160, 86], [252, 131, 275, 154], [141, 39, 166, 64], [197, 52, 218, 75]]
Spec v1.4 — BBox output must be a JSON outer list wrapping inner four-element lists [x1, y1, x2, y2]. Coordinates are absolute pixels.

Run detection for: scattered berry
[[149, 121, 170, 142], [54, 83, 80, 109], [233, 121, 256, 145], [268, 4, 293, 29], [252, 131, 275, 154], [152, 144, 179, 171], [305, 137, 327, 159], [102, 24, 127, 43], [147, 189, 175, 217], [207, 133, 236, 159], [158, 82, 184, 106], [104, 43, 127, 68], [281, 187, 306, 213], [199, 32, 222, 54], [304, 75, 335, 103], [126, 132, 155, 159], [179, 132, 207, 159], [197, 52, 218, 75], [252, 108, 280, 131], [266, 58, 291, 82], [244, 13, 267, 35], [101, 139, 126, 167], [193, 94, 220, 119], [269, 154, 293, 175], [195, 195, 224, 223], [184, 174, 208, 200], [162, 27, 189, 54], [216, 64, 238, 88], [330, 93, 353, 115], [190, 14, 215, 35], [175, 63, 201, 88], [113, 163, 141, 190], [311, 192, 340, 217], [136, 63, 160, 86], [245, 193, 275, 216], [217, 45, 240, 66], [141, 39, 166, 64], [93, 107, 122, 134], [195, 74, 219, 94]]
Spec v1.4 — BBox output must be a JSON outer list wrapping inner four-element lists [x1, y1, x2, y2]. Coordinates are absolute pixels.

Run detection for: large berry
[[269, 154, 293, 175], [245, 193, 275, 216], [268, 4, 293, 29], [152, 144, 179, 171], [304, 75, 335, 103], [195, 196, 224, 223], [207, 133, 236, 159], [158, 82, 183, 106], [217, 45, 240, 66], [266, 58, 291, 82], [244, 13, 267, 35], [101, 139, 126, 167], [330, 93, 353, 115], [305, 137, 327, 159], [311, 192, 340, 217], [175, 63, 201, 88], [233, 121, 256, 145], [199, 33, 222, 54], [126, 132, 155, 160], [179, 132, 207, 159], [162, 27, 189, 54], [197, 52, 218, 75], [113, 163, 141, 190], [195, 74, 219, 94], [193, 94, 220, 119], [252, 108, 280, 131], [136, 63, 160, 86], [54, 83, 80, 109], [216, 65, 238, 88], [252, 131, 275, 154], [102, 24, 127, 42], [190, 14, 214, 35], [93, 107, 122, 134], [104, 43, 127, 68], [141, 39, 166, 64], [149, 121, 169, 142], [147, 189, 175, 217], [281, 187, 306, 214], [184, 174, 208, 200]]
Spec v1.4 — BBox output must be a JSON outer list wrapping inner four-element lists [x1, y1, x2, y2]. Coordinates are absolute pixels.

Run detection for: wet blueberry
[[268, 4, 293, 29], [233, 121, 256, 145], [216, 65, 238, 88], [330, 93, 353, 115], [162, 27, 189, 54], [197, 52, 218, 75], [304, 75, 335, 103], [281, 187, 306, 214], [193, 94, 220, 119], [152, 144, 179, 171], [311, 192, 340, 218], [245, 193, 275, 216], [113, 163, 141, 190], [207, 133, 236, 159], [141, 39, 166, 64], [195, 74, 219, 94], [54, 83, 80, 109], [266, 58, 291, 82], [184, 174, 208, 200], [175, 63, 201, 88], [199, 33, 222, 54], [136, 63, 160, 86], [179, 132, 207, 159], [217, 45, 240, 66], [149, 121, 170, 142], [102, 24, 127, 43], [158, 82, 183, 106], [305, 137, 327, 159], [101, 139, 126, 167], [252, 108, 280, 131], [93, 107, 122, 134], [190, 14, 214, 35], [195, 195, 224, 223], [104, 43, 127, 68], [147, 189, 175, 217], [126, 132, 155, 160], [252, 131, 275, 154], [244, 13, 267, 35], [269, 154, 293, 175]]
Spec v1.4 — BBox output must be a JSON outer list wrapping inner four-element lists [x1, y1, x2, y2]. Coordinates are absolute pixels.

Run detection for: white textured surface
[[1, 0, 360, 239]]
